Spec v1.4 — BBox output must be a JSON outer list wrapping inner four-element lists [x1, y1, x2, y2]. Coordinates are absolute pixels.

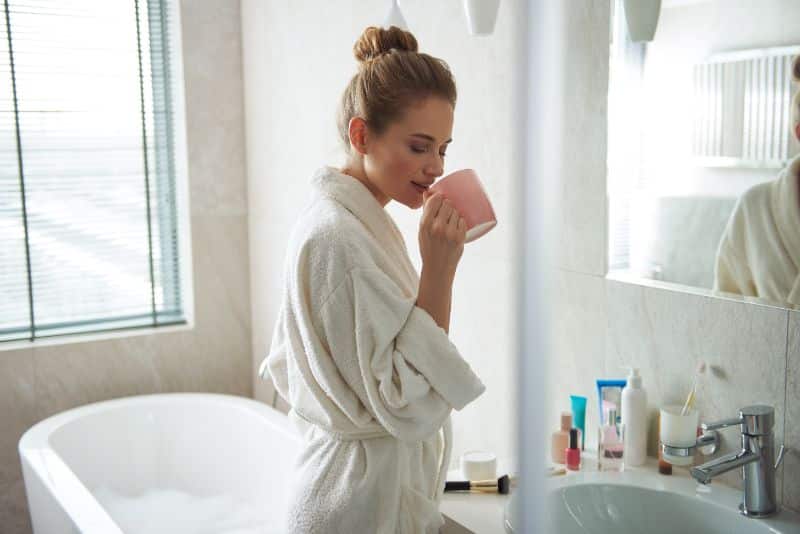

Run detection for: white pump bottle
[[621, 366, 648, 467]]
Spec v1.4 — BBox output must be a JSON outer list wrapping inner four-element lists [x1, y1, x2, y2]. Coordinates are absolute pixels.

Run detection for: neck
[[340, 158, 390, 206]]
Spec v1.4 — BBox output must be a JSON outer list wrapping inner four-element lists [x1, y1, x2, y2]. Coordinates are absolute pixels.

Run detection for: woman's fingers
[[456, 216, 467, 240], [421, 193, 445, 228], [439, 200, 454, 224], [422, 195, 467, 243]]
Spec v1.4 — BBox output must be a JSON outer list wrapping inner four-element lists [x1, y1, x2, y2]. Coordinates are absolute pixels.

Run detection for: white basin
[[504, 468, 800, 533]]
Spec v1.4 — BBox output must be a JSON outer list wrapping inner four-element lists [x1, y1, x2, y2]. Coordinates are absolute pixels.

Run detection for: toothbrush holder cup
[[660, 405, 699, 466]]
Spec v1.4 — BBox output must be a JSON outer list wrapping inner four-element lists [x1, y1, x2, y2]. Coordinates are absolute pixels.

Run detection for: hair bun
[[353, 26, 418, 64]]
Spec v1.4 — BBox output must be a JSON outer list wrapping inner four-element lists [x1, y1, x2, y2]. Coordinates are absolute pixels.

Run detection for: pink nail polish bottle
[[565, 428, 581, 471]]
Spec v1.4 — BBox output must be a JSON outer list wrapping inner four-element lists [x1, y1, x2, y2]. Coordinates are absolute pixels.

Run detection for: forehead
[[391, 97, 454, 142]]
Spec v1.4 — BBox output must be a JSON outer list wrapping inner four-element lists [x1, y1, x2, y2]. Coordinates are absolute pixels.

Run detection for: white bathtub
[[18, 393, 300, 534]]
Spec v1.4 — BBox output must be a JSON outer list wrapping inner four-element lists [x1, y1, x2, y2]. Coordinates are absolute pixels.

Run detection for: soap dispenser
[[621, 366, 647, 467]]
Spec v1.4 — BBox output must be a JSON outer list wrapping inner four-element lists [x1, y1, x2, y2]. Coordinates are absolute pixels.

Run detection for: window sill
[[0, 322, 194, 353]]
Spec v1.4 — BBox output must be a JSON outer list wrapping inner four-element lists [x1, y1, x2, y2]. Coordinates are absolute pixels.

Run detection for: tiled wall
[[552, 1, 799, 513], [785, 314, 800, 510], [0, 1, 252, 531], [241, 0, 523, 472]]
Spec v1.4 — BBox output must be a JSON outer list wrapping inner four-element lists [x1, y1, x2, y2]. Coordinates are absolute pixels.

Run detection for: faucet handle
[[701, 405, 775, 436], [701, 417, 743, 432], [740, 405, 775, 436]]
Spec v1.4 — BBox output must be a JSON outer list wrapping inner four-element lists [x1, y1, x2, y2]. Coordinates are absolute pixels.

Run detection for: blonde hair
[[337, 26, 457, 154]]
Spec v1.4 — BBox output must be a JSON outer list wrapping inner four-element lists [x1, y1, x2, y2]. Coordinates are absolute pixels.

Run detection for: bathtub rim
[[18, 392, 292, 534], [19, 392, 291, 451]]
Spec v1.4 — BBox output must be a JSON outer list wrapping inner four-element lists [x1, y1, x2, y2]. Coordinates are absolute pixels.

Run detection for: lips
[[411, 181, 432, 194]]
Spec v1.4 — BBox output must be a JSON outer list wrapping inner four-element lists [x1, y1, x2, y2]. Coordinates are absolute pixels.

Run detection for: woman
[[261, 26, 486, 533], [713, 83, 800, 306]]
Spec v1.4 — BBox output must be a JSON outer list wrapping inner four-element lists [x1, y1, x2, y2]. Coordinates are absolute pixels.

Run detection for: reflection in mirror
[[606, 0, 800, 309]]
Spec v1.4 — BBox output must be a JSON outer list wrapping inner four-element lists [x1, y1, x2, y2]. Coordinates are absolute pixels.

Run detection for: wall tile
[[190, 215, 251, 334], [549, 269, 607, 451], [447, 256, 517, 470], [556, 1, 610, 276], [152, 215, 251, 395], [606, 279, 788, 494], [784, 310, 800, 513], [181, 0, 248, 216], [0, 349, 36, 533], [248, 217, 294, 406], [32, 335, 161, 420]]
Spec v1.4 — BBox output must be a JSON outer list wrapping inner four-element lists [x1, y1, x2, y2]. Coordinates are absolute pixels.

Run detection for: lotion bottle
[[621, 366, 648, 467]]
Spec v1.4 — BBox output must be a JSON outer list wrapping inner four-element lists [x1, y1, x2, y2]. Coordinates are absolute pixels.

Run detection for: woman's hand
[[415, 191, 467, 333], [418, 190, 467, 281]]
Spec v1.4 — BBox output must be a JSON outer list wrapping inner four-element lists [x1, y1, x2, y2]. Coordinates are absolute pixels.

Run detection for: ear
[[348, 117, 369, 156], [795, 123, 800, 144]]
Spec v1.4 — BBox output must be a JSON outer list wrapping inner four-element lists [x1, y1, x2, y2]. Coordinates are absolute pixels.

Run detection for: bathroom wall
[[0, 1, 251, 531], [552, 0, 800, 513], [241, 0, 522, 474]]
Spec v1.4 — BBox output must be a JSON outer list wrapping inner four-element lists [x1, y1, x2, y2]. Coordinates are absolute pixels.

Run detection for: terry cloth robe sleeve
[[713, 201, 758, 298], [316, 267, 486, 442]]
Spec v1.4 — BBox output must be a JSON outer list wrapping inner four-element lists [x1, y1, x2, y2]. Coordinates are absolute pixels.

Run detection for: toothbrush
[[680, 361, 706, 415]]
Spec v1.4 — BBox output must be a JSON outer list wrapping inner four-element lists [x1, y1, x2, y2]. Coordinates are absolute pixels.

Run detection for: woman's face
[[363, 96, 454, 209]]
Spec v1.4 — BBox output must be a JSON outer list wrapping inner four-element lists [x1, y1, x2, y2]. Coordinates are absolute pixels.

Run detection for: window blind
[[1, 0, 185, 343], [692, 46, 800, 168]]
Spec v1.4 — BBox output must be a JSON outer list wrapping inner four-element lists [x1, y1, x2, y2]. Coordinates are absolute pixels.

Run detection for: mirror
[[606, 0, 800, 309]]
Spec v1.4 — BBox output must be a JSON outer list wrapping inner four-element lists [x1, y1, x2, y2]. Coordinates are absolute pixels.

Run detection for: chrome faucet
[[689, 405, 786, 518]]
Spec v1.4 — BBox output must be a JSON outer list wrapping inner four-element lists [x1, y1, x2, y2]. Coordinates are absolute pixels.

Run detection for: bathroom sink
[[504, 468, 800, 533]]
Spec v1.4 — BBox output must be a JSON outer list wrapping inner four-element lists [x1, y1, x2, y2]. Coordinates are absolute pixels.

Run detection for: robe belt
[[291, 409, 451, 502], [290, 408, 392, 441]]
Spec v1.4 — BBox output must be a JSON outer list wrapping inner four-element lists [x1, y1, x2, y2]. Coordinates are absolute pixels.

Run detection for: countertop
[[440, 451, 721, 533], [440, 451, 800, 533], [438, 452, 696, 533], [440, 458, 515, 534], [440, 476, 510, 533]]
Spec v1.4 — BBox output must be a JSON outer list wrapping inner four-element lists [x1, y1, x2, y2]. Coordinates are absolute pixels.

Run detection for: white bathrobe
[[714, 154, 800, 306], [262, 166, 486, 534]]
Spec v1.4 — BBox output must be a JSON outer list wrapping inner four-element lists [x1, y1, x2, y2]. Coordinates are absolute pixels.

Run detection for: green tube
[[570, 395, 587, 451]]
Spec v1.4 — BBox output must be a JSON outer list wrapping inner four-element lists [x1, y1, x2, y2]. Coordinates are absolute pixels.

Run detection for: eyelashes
[[411, 145, 447, 158]]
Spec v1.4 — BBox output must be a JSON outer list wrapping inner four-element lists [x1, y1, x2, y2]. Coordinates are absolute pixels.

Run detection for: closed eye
[[411, 145, 447, 157]]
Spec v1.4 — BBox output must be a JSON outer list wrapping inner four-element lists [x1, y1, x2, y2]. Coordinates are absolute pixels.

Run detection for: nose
[[424, 155, 444, 179]]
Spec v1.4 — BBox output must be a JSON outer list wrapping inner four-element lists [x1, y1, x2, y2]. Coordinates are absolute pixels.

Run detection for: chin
[[394, 193, 424, 210], [407, 196, 424, 210]]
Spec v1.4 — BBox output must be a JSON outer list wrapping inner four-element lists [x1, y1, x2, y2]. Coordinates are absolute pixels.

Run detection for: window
[[1, 0, 189, 344]]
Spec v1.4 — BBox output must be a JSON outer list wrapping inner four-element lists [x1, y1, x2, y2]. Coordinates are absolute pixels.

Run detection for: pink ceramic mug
[[429, 169, 497, 243]]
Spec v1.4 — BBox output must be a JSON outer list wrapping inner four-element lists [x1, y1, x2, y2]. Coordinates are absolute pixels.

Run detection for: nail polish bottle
[[565, 428, 581, 471]]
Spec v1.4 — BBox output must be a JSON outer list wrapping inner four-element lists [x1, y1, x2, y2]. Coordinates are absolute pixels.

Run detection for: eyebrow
[[411, 133, 452, 144]]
